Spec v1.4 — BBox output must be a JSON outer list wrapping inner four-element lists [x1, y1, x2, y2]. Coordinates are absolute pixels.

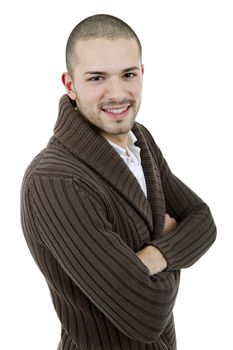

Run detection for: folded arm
[[136, 214, 176, 274], [140, 125, 217, 271]]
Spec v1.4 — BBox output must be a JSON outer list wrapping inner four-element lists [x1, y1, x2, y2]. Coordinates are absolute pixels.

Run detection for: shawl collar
[[54, 95, 165, 236]]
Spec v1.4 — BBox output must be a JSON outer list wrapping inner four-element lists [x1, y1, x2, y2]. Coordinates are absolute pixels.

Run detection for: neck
[[101, 133, 129, 150]]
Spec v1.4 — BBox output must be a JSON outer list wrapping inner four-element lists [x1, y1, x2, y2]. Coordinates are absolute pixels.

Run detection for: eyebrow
[[84, 66, 140, 76]]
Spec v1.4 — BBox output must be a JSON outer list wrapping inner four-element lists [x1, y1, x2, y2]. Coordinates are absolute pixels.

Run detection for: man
[[20, 14, 216, 350]]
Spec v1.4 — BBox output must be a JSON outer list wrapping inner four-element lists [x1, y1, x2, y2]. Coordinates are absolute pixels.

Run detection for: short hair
[[66, 14, 142, 76]]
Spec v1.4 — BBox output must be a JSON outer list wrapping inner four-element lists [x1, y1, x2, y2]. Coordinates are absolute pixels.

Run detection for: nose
[[104, 77, 127, 102]]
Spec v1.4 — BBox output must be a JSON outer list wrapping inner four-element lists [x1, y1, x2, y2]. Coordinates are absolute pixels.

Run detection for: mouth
[[101, 105, 131, 119]]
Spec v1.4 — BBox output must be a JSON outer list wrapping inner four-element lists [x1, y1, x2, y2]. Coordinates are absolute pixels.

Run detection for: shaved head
[[66, 14, 142, 76]]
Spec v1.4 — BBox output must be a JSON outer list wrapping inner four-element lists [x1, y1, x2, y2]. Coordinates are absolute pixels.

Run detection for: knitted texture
[[21, 95, 216, 350]]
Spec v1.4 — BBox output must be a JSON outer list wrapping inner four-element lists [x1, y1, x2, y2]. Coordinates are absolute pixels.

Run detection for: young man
[[20, 14, 216, 350]]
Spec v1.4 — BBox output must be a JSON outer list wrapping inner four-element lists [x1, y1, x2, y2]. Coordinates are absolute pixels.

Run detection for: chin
[[110, 128, 132, 136]]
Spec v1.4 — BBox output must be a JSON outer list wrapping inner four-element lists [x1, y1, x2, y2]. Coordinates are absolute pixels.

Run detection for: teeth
[[103, 106, 129, 114]]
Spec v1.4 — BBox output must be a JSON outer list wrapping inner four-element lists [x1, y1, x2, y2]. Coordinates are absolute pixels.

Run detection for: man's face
[[64, 38, 144, 141]]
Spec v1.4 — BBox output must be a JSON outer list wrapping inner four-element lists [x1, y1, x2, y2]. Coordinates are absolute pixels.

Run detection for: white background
[[0, 1, 232, 349]]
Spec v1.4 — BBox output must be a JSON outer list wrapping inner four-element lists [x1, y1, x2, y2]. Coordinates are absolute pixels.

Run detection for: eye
[[123, 72, 136, 79], [88, 76, 104, 82]]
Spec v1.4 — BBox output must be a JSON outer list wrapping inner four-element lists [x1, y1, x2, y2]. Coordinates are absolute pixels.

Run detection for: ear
[[61, 72, 77, 100], [141, 64, 144, 75]]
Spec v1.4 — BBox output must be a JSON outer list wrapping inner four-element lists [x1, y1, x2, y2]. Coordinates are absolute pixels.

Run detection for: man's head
[[62, 14, 144, 146], [65, 14, 142, 77]]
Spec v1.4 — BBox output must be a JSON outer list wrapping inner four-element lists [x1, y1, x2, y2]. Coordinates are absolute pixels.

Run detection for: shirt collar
[[108, 131, 142, 166], [108, 131, 138, 157], [128, 130, 137, 147]]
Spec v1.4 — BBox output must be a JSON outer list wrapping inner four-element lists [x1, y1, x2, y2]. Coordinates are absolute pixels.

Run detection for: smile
[[101, 105, 131, 116]]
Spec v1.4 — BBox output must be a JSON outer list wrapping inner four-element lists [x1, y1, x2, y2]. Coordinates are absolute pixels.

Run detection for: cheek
[[130, 82, 143, 98], [79, 86, 104, 103]]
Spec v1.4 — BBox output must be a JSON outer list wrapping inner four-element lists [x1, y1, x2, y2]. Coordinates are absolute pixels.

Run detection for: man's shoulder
[[21, 136, 107, 198], [135, 122, 156, 142], [20, 136, 112, 217], [21, 136, 88, 187], [133, 122, 166, 172], [134, 122, 160, 153]]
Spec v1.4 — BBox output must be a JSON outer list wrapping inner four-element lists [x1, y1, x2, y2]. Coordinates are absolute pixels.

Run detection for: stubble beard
[[76, 96, 141, 136]]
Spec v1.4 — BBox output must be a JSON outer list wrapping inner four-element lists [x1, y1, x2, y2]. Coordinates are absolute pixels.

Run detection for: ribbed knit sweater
[[20, 95, 216, 350]]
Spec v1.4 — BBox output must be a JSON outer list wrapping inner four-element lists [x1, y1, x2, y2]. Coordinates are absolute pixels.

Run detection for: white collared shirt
[[108, 131, 147, 197]]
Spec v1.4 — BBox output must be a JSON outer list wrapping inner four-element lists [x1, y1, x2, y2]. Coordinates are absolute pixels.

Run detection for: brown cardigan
[[20, 95, 216, 350]]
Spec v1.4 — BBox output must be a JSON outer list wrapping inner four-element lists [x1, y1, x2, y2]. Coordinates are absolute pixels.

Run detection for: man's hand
[[136, 245, 167, 275], [162, 213, 177, 235], [136, 214, 177, 275]]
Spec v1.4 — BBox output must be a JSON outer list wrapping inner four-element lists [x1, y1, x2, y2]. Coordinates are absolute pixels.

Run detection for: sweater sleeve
[[28, 174, 179, 343], [141, 126, 217, 270]]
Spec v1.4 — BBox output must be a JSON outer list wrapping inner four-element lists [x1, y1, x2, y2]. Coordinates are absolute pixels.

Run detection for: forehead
[[74, 38, 141, 72]]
